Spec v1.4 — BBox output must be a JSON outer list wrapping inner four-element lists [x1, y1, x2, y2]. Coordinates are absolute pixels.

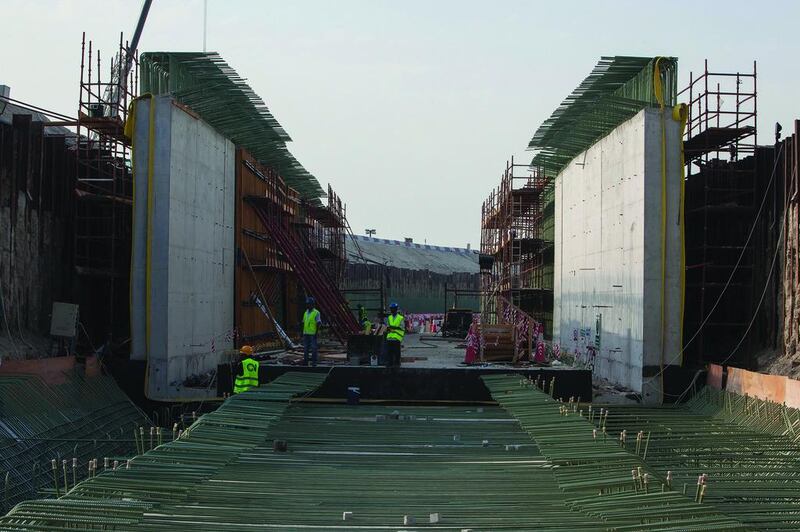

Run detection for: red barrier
[[725, 366, 799, 408], [707, 363, 723, 389]]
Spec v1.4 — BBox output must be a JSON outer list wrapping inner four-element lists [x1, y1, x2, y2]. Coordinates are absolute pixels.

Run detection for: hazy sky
[[3, 1, 799, 247]]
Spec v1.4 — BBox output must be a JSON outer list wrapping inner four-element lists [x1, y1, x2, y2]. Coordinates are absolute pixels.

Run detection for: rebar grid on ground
[[482, 375, 749, 531], [597, 387, 800, 531], [0, 372, 151, 510]]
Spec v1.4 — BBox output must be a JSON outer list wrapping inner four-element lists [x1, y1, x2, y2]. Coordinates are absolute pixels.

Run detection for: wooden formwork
[[234, 149, 301, 348], [480, 323, 515, 362]]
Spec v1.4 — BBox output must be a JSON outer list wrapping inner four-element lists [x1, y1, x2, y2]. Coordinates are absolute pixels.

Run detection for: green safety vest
[[386, 313, 405, 342], [303, 309, 320, 335], [363, 319, 372, 334], [233, 357, 259, 394]]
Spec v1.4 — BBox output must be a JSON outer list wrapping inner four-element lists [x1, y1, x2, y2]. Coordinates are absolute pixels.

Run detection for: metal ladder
[[247, 197, 361, 343]]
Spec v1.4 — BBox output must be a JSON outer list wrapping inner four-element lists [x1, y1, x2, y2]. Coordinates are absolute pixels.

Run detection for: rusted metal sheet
[[725, 366, 796, 406], [707, 363, 724, 389]]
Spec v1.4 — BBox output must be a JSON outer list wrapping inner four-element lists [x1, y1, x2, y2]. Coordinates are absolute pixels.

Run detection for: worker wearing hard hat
[[302, 297, 321, 366], [384, 302, 405, 367], [233, 345, 259, 394]]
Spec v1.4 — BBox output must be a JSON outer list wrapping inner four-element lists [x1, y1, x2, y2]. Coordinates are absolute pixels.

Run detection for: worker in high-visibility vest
[[302, 297, 321, 366], [233, 345, 259, 394], [384, 302, 405, 367], [357, 303, 372, 333]]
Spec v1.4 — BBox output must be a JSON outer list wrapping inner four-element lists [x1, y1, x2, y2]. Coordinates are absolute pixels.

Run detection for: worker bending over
[[385, 302, 405, 367], [302, 297, 321, 366], [233, 345, 259, 394]]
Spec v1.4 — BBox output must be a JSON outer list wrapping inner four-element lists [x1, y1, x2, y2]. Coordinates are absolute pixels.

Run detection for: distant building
[[344, 235, 479, 314]]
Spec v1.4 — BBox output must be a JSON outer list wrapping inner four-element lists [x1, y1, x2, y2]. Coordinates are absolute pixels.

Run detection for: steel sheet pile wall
[[0, 371, 151, 511], [554, 108, 683, 401], [0, 118, 76, 349], [130, 96, 235, 400], [784, 121, 800, 363]]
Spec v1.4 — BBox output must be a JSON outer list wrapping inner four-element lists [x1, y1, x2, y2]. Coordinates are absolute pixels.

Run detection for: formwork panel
[[554, 108, 682, 401], [131, 96, 235, 399]]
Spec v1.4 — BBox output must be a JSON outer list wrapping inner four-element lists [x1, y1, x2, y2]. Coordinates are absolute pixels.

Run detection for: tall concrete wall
[[131, 96, 235, 400], [553, 108, 682, 402]]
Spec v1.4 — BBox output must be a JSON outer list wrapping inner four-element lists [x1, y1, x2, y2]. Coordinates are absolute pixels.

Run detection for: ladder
[[247, 197, 361, 343]]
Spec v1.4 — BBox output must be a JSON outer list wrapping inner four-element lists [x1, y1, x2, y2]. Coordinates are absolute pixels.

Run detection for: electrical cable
[[78, 322, 98, 354], [0, 288, 20, 358], [654, 142, 785, 387], [664, 144, 790, 399], [718, 159, 795, 366], [13, 298, 36, 352], [0, 94, 77, 122]]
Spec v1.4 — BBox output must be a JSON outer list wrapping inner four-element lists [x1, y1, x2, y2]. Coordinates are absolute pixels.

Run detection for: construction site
[[2, 2, 800, 530]]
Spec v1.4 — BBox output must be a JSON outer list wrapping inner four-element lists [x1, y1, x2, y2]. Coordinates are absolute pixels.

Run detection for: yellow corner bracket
[[124, 94, 157, 399]]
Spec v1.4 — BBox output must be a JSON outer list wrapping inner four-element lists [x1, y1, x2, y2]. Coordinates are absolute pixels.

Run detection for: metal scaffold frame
[[480, 157, 552, 333], [304, 184, 348, 286], [680, 60, 759, 365], [74, 32, 138, 342]]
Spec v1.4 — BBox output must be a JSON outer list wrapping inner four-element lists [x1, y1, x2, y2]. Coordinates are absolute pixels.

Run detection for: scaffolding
[[480, 157, 553, 337], [680, 60, 758, 365], [305, 185, 348, 286], [74, 32, 138, 342]]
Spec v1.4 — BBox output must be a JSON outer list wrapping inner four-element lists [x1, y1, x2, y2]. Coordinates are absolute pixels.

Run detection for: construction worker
[[233, 345, 259, 394], [302, 297, 321, 366], [385, 302, 405, 367], [357, 304, 372, 333]]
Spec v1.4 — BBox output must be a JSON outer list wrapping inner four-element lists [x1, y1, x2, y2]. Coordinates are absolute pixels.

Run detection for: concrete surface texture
[[553, 107, 682, 402], [401, 333, 468, 367], [130, 96, 235, 400]]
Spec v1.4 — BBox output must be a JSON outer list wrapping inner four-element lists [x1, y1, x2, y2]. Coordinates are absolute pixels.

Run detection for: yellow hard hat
[[239, 345, 254, 355]]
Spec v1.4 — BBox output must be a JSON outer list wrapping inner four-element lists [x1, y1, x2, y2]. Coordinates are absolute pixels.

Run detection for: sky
[[2, 0, 799, 247]]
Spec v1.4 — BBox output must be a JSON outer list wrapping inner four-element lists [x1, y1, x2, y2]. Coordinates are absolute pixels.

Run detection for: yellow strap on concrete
[[673, 103, 688, 365], [125, 98, 138, 374], [653, 58, 668, 398], [125, 94, 157, 398]]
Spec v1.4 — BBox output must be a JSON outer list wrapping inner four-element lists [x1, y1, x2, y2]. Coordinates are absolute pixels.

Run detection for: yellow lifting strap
[[652, 58, 689, 400], [124, 94, 159, 398]]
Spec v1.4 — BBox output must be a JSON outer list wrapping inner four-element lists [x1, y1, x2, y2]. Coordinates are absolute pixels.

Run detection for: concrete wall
[[131, 96, 235, 400], [553, 108, 682, 402]]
